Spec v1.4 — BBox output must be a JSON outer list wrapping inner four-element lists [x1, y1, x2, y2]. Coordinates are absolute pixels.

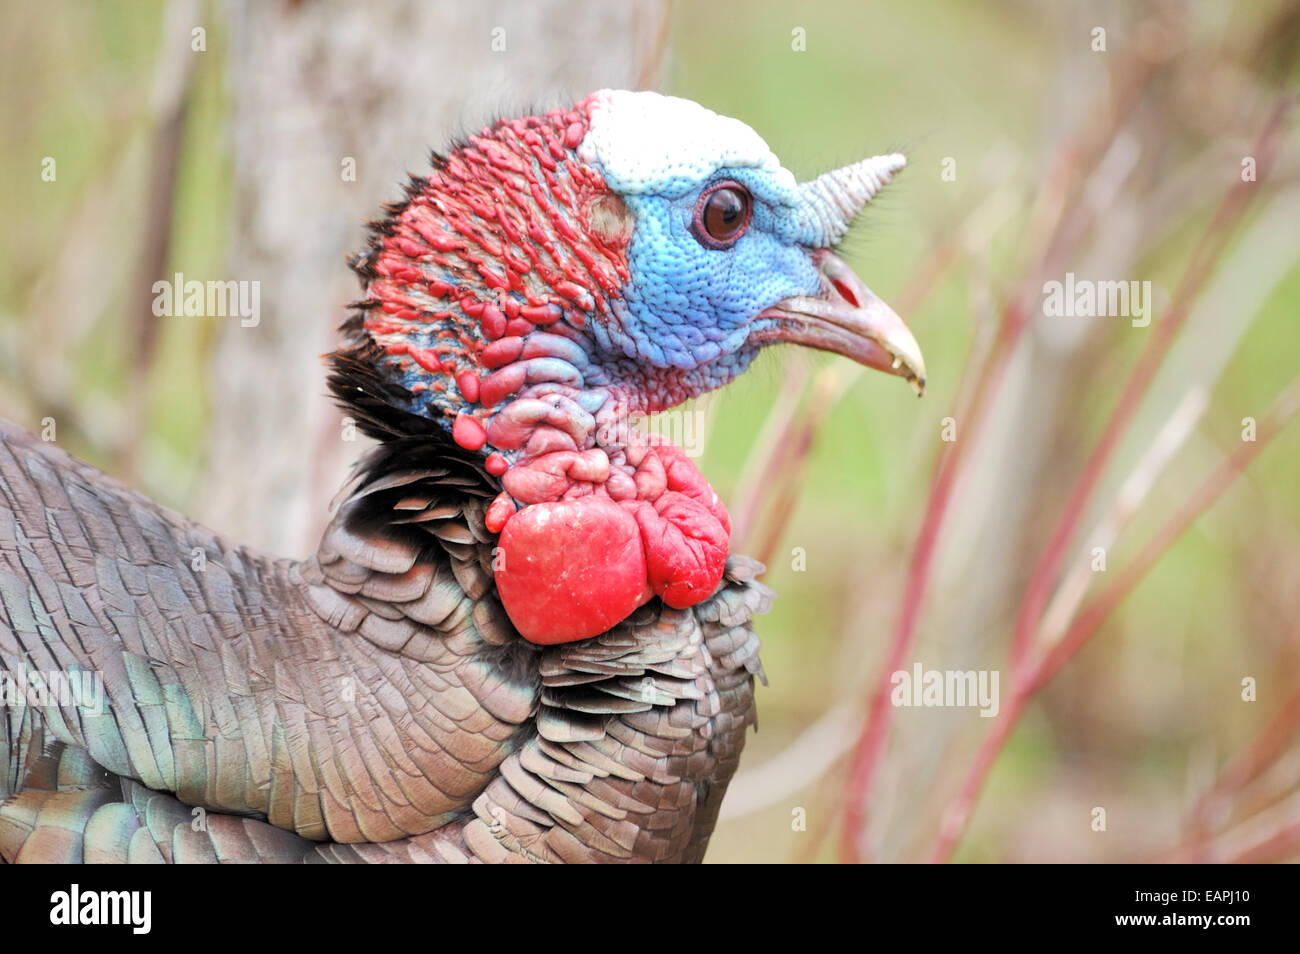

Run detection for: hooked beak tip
[[814, 249, 926, 394], [753, 250, 927, 395]]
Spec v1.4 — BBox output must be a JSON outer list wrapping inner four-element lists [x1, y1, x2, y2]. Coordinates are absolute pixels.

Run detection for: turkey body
[[0, 420, 770, 863], [0, 88, 921, 864]]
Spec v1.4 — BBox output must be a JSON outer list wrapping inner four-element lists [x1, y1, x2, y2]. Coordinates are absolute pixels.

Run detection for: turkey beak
[[756, 249, 926, 395]]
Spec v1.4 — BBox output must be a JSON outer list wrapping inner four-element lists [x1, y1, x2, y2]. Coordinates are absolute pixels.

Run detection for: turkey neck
[[298, 435, 770, 861]]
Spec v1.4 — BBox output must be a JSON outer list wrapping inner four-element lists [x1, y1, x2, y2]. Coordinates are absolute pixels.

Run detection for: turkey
[[0, 89, 923, 863]]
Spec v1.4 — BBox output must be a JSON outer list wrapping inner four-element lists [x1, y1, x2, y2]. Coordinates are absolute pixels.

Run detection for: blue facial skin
[[586, 166, 825, 397], [384, 162, 827, 420]]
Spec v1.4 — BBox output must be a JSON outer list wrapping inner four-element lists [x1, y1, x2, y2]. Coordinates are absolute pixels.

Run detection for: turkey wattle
[[0, 90, 923, 863]]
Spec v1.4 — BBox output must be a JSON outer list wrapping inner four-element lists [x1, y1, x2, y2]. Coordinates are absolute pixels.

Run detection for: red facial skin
[[359, 97, 731, 645]]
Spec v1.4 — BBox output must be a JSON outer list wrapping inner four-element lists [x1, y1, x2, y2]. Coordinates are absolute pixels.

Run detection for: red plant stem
[[744, 183, 1019, 863], [731, 363, 808, 549], [1007, 99, 1292, 671], [931, 693, 1029, 861], [839, 449, 961, 859], [754, 392, 827, 569], [1232, 823, 1300, 864], [839, 295, 1029, 863], [928, 376, 1300, 863], [1031, 383, 1300, 694], [1170, 683, 1300, 860], [925, 97, 1292, 863], [836, 49, 1174, 863]]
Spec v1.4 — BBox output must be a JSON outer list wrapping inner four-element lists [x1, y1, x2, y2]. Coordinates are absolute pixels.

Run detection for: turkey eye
[[694, 183, 752, 248]]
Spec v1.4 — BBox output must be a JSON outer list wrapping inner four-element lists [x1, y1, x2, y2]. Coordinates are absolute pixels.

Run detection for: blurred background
[[1, 0, 1297, 862]]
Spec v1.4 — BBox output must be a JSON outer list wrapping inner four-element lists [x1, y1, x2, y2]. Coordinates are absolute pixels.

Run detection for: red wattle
[[491, 443, 733, 643], [625, 491, 729, 609], [495, 496, 653, 644]]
